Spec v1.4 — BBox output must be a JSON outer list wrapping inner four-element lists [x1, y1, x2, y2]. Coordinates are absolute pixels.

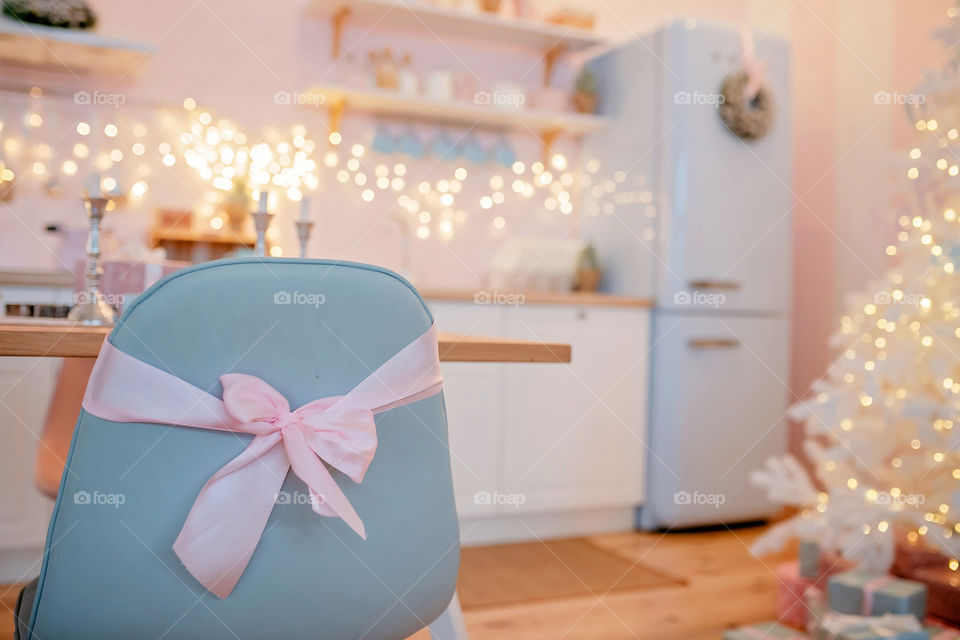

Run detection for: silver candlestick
[[251, 212, 273, 258], [295, 220, 314, 258], [68, 197, 117, 325]]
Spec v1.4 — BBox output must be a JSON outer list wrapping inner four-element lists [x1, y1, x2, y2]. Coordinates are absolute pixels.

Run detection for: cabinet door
[[427, 301, 504, 518], [502, 306, 649, 512], [0, 358, 55, 554], [642, 314, 790, 529]]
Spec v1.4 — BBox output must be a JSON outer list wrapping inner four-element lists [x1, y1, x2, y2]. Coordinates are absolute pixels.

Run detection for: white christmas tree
[[750, 6, 960, 574]]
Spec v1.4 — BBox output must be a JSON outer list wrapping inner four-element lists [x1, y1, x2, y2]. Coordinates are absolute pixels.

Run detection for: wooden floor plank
[[1, 526, 792, 640]]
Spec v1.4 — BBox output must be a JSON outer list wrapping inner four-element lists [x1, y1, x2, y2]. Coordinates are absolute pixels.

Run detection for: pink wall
[[0, 0, 955, 422], [0, 0, 584, 286], [787, 0, 838, 452]]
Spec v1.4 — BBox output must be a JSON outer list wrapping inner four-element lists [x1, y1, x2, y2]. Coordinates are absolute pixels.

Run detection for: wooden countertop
[[0, 269, 74, 287], [0, 270, 654, 309], [0, 319, 571, 363], [421, 288, 654, 308]]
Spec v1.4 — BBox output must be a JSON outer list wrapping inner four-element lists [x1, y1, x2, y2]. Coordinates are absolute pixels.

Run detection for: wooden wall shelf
[[307, 0, 605, 55], [304, 84, 609, 157], [0, 19, 151, 75]]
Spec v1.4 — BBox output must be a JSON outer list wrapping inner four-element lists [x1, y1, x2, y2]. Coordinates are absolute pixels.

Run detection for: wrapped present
[[893, 542, 949, 579], [828, 571, 926, 620], [723, 621, 810, 639], [819, 613, 927, 640], [925, 625, 960, 640], [800, 540, 821, 578], [806, 586, 830, 634], [778, 562, 821, 629], [910, 565, 960, 627], [799, 539, 854, 580]]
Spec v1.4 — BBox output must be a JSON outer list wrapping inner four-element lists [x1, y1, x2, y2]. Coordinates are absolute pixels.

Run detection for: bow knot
[[82, 323, 443, 598]]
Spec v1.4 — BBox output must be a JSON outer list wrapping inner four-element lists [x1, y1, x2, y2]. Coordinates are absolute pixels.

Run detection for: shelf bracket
[[543, 44, 565, 88], [331, 6, 350, 59], [540, 128, 561, 163]]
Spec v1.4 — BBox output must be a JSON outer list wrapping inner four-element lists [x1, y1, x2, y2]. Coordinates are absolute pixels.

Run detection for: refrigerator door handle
[[688, 338, 741, 349], [689, 279, 741, 290]]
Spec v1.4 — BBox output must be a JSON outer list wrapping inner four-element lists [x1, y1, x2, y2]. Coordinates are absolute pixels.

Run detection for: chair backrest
[[29, 258, 460, 640]]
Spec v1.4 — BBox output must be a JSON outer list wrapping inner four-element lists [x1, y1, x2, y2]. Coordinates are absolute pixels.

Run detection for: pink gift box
[[776, 561, 824, 630]]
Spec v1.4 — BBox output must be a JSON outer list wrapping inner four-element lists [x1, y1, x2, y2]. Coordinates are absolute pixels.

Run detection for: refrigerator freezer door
[[657, 21, 793, 313], [581, 20, 792, 313], [640, 312, 790, 529]]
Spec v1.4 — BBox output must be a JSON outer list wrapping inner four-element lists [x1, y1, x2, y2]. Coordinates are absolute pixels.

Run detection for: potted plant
[[574, 243, 602, 291], [222, 178, 251, 232], [572, 68, 598, 114]]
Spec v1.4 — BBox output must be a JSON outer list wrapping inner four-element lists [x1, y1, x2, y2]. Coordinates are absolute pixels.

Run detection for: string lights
[[750, 94, 960, 574]]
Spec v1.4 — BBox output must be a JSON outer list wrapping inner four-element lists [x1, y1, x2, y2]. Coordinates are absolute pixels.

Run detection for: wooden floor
[[1, 526, 793, 639]]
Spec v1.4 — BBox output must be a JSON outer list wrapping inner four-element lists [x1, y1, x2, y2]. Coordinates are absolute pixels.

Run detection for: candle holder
[[68, 196, 117, 326], [251, 211, 274, 258], [295, 220, 314, 258]]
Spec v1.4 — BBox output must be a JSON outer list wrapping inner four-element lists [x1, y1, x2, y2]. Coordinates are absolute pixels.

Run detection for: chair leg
[[429, 590, 468, 640]]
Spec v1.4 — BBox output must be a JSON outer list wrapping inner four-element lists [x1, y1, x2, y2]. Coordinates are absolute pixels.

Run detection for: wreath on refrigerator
[[2, 0, 97, 29], [718, 70, 775, 141]]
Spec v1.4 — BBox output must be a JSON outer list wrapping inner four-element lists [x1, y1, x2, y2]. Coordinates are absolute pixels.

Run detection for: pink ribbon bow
[[739, 26, 767, 102], [82, 324, 443, 598]]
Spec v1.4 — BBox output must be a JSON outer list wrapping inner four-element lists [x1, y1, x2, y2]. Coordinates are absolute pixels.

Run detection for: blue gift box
[[723, 622, 810, 639], [799, 539, 821, 578], [837, 626, 928, 640], [817, 613, 929, 640], [828, 571, 926, 619]]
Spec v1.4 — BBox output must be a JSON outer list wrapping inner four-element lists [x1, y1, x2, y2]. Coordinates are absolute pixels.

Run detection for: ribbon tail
[[284, 426, 366, 539], [173, 432, 288, 598]]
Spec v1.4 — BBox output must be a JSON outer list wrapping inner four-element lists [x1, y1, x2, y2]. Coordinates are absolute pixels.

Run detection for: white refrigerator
[[581, 19, 793, 529]]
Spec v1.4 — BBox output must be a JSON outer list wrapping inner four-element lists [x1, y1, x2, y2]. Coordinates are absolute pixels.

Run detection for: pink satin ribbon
[[82, 324, 443, 598], [861, 575, 894, 615], [739, 26, 767, 101]]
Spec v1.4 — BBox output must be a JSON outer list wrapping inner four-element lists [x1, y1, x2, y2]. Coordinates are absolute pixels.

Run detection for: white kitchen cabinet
[[0, 357, 56, 582], [427, 297, 650, 543], [427, 302, 504, 519], [502, 305, 648, 512]]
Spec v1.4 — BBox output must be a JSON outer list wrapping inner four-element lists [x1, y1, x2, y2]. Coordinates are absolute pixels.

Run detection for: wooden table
[[0, 319, 571, 363]]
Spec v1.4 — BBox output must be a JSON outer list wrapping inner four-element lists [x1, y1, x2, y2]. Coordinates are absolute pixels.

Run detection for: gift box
[[723, 621, 811, 639], [925, 625, 960, 640], [828, 571, 926, 619], [778, 561, 821, 629], [910, 565, 960, 627], [800, 540, 821, 578], [818, 613, 927, 640], [893, 542, 950, 579], [806, 586, 830, 633], [799, 539, 855, 580]]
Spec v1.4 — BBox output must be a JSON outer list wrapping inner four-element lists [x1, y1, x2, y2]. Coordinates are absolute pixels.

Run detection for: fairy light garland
[[0, 90, 655, 249]]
